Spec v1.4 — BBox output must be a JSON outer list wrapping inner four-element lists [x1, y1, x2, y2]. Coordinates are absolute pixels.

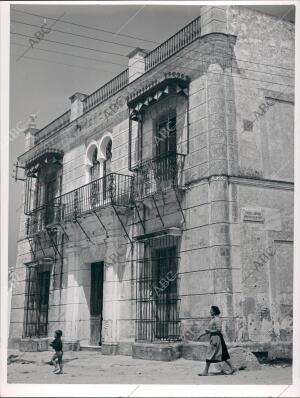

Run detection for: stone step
[[80, 345, 102, 352]]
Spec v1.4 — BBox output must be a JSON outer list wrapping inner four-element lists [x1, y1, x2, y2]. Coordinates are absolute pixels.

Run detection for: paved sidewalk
[[7, 350, 292, 385]]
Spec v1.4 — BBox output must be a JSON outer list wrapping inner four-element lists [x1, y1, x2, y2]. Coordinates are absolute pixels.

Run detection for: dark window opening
[[90, 147, 101, 208], [155, 113, 177, 158], [90, 262, 104, 345], [45, 176, 59, 225], [23, 266, 50, 338], [136, 236, 180, 342], [103, 139, 112, 201], [154, 112, 177, 186], [90, 147, 100, 182]]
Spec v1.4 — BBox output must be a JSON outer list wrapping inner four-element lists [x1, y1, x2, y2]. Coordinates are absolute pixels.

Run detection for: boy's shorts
[[52, 351, 63, 364]]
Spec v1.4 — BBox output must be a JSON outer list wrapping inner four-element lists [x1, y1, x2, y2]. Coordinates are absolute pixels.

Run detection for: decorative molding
[[210, 175, 228, 181], [229, 176, 294, 191], [261, 88, 294, 104]]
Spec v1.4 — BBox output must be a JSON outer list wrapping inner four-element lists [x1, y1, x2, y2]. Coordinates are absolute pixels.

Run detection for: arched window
[[103, 139, 112, 178], [103, 139, 112, 201], [90, 147, 100, 182]]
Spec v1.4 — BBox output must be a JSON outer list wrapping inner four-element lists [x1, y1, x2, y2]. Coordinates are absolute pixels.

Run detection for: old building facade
[[10, 6, 294, 360]]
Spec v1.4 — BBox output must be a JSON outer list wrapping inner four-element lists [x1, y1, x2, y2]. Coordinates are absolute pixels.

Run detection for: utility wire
[[11, 20, 293, 73], [32, 41, 294, 152], [11, 8, 294, 70], [16, 12, 66, 62], [11, 31, 129, 58], [11, 53, 116, 74], [11, 19, 145, 50], [11, 8, 159, 44], [11, 38, 294, 82], [11, 41, 127, 68]]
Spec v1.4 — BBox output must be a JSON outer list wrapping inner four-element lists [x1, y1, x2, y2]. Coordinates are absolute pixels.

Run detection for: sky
[[8, 3, 295, 269]]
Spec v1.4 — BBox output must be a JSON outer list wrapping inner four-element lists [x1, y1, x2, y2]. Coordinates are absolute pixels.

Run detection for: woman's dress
[[205, 316, 230, 363]]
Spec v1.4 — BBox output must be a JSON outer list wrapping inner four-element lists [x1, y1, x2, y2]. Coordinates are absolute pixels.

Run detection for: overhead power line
[[11, 8, 159, 44], [11, 53, 116, 73], [11, 37, 294, 82], [11, 41, 127, 68], [11, 19, 145, 50], [11, 10, 293, 73], [11, 31, 128, 58]]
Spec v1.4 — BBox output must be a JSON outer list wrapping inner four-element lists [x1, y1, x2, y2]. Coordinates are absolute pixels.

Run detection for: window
[[155, 112, 177, 157], [103, 139, 112, 201], [90, 147, 101, 208], [23, 265, 51, 338], [136, 236, 180, 342], [24, 155, 63, 230], [90, 147, 100, 182], [44, 173, 61, 225]]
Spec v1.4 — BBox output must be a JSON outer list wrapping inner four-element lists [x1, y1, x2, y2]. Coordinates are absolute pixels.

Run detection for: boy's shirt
[[50, 338, 63, 351]]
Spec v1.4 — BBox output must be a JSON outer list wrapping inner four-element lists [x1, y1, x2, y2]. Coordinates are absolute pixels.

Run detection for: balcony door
[[155, 113, 177, 187], [156, 115, 176, 157], [45, 174, 61, 225], [90, 148, 101, 209], [103, 139, 112, 202], [90, 262, 104, 345]]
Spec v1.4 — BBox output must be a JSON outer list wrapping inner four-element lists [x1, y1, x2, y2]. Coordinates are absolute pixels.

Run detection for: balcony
[[25, 173, 133, 235], [144, 16, 201, 71], [133, 152, 185, 201], [34, 111, 71, 145], [56, 173, 133, 223]]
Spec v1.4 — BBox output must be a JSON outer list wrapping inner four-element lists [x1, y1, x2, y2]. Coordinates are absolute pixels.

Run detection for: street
[[7, 350, 292, 385]]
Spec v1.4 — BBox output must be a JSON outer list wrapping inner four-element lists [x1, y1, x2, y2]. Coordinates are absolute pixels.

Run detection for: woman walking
[[198, 306, 235, 376]]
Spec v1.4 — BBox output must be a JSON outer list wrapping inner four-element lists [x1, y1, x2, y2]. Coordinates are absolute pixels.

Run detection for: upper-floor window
[[103, 139, 112, 178], [155, 111, 176, 158], [127, 73, 189, 170], [90, 147, 100, 182]]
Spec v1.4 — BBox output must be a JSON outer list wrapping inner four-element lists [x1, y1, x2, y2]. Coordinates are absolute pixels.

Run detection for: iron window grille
[[23, 264, 51, 338], [135, 235, 181, 342]]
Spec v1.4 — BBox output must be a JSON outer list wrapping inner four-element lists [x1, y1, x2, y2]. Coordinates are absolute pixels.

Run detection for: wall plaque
[[242, 208, 264, 222]]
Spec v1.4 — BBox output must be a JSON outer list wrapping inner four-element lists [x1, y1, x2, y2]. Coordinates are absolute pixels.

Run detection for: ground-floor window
[[23, 264, 50, 338], [136, 235, 180, 342]]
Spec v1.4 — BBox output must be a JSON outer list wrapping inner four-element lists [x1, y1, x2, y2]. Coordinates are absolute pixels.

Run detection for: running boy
[[50, 330, 63, 374]]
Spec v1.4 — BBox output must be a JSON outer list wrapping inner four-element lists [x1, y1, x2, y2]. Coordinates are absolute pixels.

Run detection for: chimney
[[128, 48, 147, 83], [24, 114, 39, 151], [200, 6, 227, 35], [69, 92, 87, 122]]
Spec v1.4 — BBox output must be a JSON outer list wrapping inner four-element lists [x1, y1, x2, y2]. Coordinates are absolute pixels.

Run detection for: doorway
[[89, 262, 104, 345]]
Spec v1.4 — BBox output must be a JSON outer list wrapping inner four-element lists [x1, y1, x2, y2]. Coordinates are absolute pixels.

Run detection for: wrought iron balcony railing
[[133, 152, 185, 200], [144, 16, 201, 71], [25, 173, 133, 235], [83, 69, 129, 113], [56, 173, 133, 222], [25, 207, 45, 236], [34, 110, 71, 145]]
